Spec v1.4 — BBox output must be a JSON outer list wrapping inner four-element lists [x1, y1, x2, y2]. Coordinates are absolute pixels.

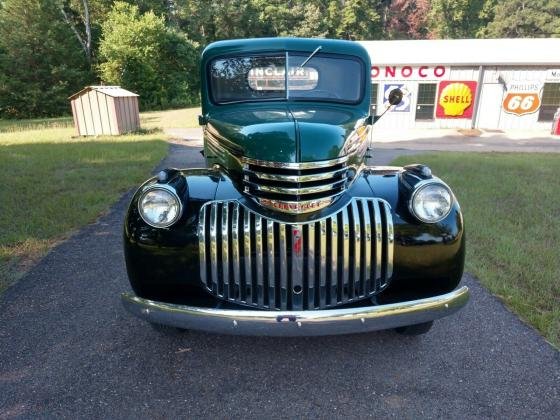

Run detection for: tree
[[59, 0, 93, 64], [98, 2, 199, 109], [428, 0, 494, 39], [0, 0, 90, 118], [483, 0, 560, 38], [336, 0, 383, 40], [385, 0, 431, 39]]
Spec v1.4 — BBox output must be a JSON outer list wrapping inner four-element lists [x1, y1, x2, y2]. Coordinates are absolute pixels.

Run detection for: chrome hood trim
[[242, 156, 350, 214]]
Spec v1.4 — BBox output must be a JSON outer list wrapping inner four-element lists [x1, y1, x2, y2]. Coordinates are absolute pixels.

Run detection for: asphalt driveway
[[1, 140, 559, 418]]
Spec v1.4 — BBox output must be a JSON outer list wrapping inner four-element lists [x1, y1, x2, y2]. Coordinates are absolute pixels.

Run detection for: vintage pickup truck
[[121, 38, 468, 336]]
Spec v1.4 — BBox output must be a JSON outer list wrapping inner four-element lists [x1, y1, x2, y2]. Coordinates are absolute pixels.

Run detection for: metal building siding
[[480, 67, 551, 130], [372, 67, 481, 130], [96, 90, 112, 135], [106, 96, 120, 135]]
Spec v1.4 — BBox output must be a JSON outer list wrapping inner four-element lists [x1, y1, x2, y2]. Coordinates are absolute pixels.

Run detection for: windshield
[[209, 52, 364, 104]]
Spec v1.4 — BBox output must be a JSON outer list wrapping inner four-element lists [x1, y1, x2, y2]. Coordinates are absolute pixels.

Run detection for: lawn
[[140, 107, 201, 130], [0, 125, 168, 292], [392, 153, 560, 348], [0, 116, 74, 132], [0, 106, 201, 133]]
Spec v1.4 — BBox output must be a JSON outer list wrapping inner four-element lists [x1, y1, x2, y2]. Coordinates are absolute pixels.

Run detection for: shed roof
[[69, 85, 139, 100], [357, 38, 560, 66]]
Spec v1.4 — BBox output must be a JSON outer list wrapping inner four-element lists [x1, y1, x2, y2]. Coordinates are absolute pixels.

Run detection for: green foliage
[[98, 2, 199, 109], [336, 0, 382, 40], [0, 0, 90, 118], [428, 0, 494, 38], [483, 0, 560, 38], [1, 0, 559, 119]]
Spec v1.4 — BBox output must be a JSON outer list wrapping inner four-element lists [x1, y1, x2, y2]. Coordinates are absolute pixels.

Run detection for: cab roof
[[201, 37, 370, 63]]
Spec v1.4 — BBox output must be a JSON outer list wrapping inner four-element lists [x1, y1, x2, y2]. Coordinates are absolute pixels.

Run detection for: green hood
[[207, 104, 368, 163]]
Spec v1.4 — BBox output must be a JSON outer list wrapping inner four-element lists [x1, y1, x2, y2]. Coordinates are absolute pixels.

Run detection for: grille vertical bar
[[221, 203, 229, 298], [373, 201, 383, 292], [231, 204, 241, 301], [361, 200, 372, 294], [319, 219, 327, 307], [307, 223, 315, 310], [331, 216, 338, 305], [209, 203, 219, 295], [341, 207, 350, 303], [266, 219, 275, 308], [243, 208, 251, 302], [198, 198, 394, 310], [351, 200, 361, 298], [279, 223, 288, 310]]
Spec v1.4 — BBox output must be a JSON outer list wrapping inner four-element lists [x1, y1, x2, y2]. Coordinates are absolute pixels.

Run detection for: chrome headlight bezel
[[137, 184, 183, 228], [408, 180, 454, 224]]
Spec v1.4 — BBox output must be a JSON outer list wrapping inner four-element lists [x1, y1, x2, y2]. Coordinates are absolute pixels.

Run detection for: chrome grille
[[242, 156, 348, 214], [198, 198, 394, 310]]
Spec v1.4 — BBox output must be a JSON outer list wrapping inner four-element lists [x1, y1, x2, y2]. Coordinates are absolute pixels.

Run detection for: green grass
[[140, 107, 201, 130], [0, 126, 168, 292], [0, 106, 201, 133], [392, 153, 560, 348], [0, 116, 74, 132]]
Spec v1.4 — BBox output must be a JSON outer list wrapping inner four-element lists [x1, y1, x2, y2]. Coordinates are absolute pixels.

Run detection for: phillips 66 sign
[[502, 82, 542, 116]]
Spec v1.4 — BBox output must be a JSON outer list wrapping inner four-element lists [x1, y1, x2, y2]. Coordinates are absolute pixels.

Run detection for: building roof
[[358, 38, 560, 66], [69, 85, 139, 100]]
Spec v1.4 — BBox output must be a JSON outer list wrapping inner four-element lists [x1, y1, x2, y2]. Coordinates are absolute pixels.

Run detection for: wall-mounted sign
[[383, 83, 411, 112], [546, 69, 560, 81], [371, 65, 449, 81], [436, 81, 477, 119], [502, 82, 542, 116]]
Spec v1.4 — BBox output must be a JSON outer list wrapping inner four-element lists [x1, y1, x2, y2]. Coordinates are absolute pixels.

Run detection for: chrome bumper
[[121, 286, 469, 336]]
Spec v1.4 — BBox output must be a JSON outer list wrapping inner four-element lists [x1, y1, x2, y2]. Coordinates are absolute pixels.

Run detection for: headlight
[[409, 182, 453, 223], [138, 185, 182, 228]]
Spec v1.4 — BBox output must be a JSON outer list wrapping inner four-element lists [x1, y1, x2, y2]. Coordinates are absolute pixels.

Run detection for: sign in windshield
[[209, 53, 363, 104]]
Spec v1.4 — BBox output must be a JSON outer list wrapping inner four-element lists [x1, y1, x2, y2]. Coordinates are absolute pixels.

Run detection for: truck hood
[[206, 104, 368, 163]]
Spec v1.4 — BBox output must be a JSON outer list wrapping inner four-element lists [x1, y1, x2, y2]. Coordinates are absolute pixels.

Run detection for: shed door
[[476, 84, 504, 129]]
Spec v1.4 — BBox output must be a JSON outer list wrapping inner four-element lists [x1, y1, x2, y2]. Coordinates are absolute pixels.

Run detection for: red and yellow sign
[[436, 81, 477, 119]]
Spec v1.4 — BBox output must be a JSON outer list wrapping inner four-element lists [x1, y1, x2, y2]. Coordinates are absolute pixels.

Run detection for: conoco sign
[[371, 65, 449, 81]]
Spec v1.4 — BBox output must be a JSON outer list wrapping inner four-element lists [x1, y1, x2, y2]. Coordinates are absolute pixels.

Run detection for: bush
[[98, 2, 199, 110]]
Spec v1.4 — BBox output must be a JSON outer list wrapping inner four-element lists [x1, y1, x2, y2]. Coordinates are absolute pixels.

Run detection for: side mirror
[[388, 88, 403, 106], [369, 87, 405, 126]]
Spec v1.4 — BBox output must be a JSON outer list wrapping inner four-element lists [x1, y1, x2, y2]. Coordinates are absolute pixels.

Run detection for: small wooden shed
[[69, 86, 140, 136]]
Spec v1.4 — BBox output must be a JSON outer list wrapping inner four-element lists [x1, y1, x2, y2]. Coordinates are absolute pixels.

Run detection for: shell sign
[[436, 81, 478, 119]]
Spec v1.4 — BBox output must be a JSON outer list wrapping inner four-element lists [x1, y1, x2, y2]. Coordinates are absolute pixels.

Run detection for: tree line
[[0, 0, 558, 119]]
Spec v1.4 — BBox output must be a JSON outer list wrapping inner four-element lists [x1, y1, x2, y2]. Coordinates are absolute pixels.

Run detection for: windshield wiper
[[299, 46, 322, 68]]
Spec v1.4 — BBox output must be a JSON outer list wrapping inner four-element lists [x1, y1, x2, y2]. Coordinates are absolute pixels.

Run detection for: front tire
[[394, 321, 433, 336]]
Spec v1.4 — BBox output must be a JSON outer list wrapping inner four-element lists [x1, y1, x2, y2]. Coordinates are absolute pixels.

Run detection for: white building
[[358, 38, 560, 130]]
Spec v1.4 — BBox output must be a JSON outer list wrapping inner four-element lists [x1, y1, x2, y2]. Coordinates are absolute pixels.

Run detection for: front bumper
[[121, 286, 469, 336]]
